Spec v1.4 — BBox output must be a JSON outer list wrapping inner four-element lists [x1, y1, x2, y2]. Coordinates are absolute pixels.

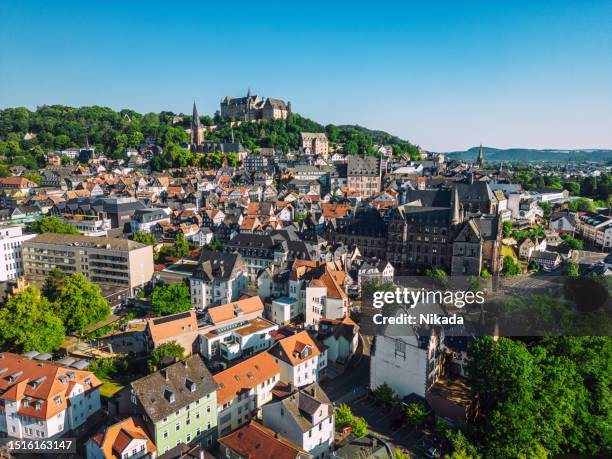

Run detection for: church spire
[[477, 144, 484, 169], [192, 101, 200, 127], [451, 185, 461, 225]]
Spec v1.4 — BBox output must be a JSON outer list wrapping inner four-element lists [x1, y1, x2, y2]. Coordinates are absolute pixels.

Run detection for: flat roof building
[[23, 233, 154, 291]]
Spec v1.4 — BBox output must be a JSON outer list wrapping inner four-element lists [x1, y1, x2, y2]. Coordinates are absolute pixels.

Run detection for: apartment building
[[577, 213, 612, 249], [200, 317, 278, 362], [262, 384, 334, 459], [0, 225, 36, 281], [121, 355, 218, 455], [0, 352, 102, 440], [23, 233, 154, 291], [214, 352, 281, 436], [347, 156, 381, 198], [268, 331, 327, 388], [190, 251, 248, 310], [300, 133, 329, 157]]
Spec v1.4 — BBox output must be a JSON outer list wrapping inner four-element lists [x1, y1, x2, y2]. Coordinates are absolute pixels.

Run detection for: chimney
[[274, 432, 279, 439], [161, 368, 169, 381]]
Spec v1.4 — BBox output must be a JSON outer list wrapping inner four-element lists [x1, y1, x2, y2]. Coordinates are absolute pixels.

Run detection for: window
[[176, 422, 180, 431]]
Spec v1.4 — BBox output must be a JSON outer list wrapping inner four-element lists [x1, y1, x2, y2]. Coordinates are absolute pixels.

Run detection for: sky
[[1, 1, 611, 152]]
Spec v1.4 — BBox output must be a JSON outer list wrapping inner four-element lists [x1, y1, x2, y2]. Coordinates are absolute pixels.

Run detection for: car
[[425, 447, 439, 458]]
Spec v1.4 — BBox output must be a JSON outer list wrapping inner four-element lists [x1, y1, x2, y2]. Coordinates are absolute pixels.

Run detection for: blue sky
[[1, 1, 611, 151]]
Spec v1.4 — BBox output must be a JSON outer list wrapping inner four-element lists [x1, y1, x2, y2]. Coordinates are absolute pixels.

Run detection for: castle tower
[[477, 144, 484, 169], [191, 101, 203, 146]]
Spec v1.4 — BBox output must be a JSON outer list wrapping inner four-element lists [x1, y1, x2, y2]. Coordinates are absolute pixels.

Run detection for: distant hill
[[446, 146, 612, 163]]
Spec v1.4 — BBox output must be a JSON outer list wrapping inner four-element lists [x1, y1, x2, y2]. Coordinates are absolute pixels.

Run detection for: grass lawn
[[501, 245, 517, 259], [99, 377, 125, 398]]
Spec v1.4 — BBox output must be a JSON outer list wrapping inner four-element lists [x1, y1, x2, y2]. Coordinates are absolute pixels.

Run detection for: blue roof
[[273, 296, 296, 304]]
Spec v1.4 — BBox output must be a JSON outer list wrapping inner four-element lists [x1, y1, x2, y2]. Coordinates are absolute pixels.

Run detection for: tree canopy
[[0, 285, 65, 352], [31, 216, 79, 235], [53, 273, 111, 334], [466, 336, 610, 457], [131, 230, 157, 246], [148, 341, 185, 373], [42, 267, 67, 302], [150, 282, 191, 316]]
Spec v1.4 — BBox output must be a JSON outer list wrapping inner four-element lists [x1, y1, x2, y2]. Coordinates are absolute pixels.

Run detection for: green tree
[[467, 337, 539, 458], [467, 276, 481, 293], [150, 282, 191, 316], [54, 273, 111, 334], [227, 152, 239, 167], [31, 216, 79, 234], [172, 233, 191, 259], [426, 268, 449, 287], [0, 285, 65, 352], [373, 382, 395, 404], [567, 198, 596, 213], [502, 220, 513, 238], [148, 341, 185, 372], [351, 416, 368, 437], [560, 233, 584, 250], [335, 403, 368, 438], [131, 230, 157, 246], [566, 261, 580, 278], [23, 172, 42, 185], [393, 451, 411, 459], [501, 256, 521, 276], [42, 267, 67, 302], [405, 401, 427, 426], [335, 403, 354, 427], [539, 201, 552, 221]]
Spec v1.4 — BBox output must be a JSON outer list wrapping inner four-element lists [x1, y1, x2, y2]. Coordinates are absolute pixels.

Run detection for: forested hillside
[[0, 105, 420, 174]]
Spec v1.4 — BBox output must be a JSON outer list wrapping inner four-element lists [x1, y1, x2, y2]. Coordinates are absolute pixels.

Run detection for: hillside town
[[0, 98, 610, 459]]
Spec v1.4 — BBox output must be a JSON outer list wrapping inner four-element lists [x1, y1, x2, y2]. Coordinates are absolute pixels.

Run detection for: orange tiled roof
[[321, 203, 352, 219], [91, 416, 156, 459], [213, 353, 280, 405], [0, 352, 102, 421], [207, 297, 264, 324], [146, 310, 197, 345], [272, 330, 321, 367], [218, 421, 307, 459]]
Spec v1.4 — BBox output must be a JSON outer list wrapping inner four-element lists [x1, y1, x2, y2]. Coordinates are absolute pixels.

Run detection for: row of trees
[[0, 271, 111, 352], [148, 145, 239, 172], [512, 167, 612, 204]]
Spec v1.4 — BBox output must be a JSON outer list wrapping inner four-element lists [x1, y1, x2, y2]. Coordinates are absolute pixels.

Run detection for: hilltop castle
[[219, 89, 290, 121]]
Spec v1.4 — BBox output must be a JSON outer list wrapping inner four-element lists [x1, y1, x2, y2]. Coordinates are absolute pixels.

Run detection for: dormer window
[[54, 395, 61, 406], [164, 389, 175, 403]]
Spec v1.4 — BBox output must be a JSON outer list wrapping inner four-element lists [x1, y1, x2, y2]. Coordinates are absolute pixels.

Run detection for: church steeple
[[451, 185, 462, 225], [477, 144, 484, 169], [192, 101, 200, 127], [191, 100, 203, 146]]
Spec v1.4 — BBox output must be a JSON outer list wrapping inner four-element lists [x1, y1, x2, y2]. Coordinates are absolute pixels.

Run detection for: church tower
[[477, 144, 484, 169], [191, 101, 204, 146]]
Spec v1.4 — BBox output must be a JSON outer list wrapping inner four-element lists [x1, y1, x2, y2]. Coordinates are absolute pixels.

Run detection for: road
[[320, 333, 371, 402]]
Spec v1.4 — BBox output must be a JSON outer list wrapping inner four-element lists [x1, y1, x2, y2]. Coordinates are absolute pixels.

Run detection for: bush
[[373, 382, 395, 404]]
